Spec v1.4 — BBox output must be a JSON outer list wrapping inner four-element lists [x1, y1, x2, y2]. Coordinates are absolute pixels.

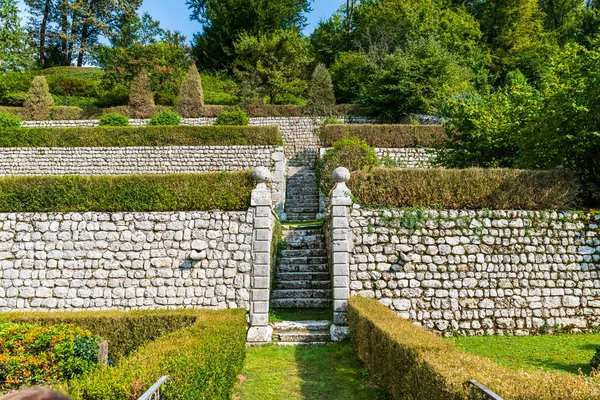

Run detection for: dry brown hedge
[[349, 168, 581, 210], [348, 297, 600, 400], [321, 124, 447, 147]]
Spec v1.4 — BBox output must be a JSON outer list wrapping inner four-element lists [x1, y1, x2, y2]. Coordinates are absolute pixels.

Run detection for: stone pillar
[[329, 167, 352, 341], [247, 167, 274, 343]]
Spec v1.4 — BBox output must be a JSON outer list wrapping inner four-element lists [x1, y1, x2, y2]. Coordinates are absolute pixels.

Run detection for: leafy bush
[[96, 84, 129, 107], [591, 349, 600, 371], [214, 107, 249, 126], [0, 91, 27, 106], [0, 126, 282, 147], [0, 172, 254, 212], [67, 309, 246, 400], [177, 64, 204, 117], [128, 69, 155, 118], [24, 76, 54, 120], [348, 297, 600, 400], [98, 113, 129, 127], [316, 137, 379, 194], [349, 168, 581, 210], [0, 106, 27, 119], [148, 109, 181, 126], [321, 124, 447, 148], [0, 112, 20, 128], [0, 323, 99, 391]]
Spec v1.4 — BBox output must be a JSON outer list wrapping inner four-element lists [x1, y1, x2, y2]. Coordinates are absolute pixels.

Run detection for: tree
[[539, 0, 582, 44], [177, 63, 204, 117], [0, 0, 35, 72], [109, 12, 164, 48], [24, 0, 53, 66], [24, 76, 54, 120], [128, 69, 155, 118], [330, 51, 378, 103], [233, 29, 310, 104], [307, 63, 336, 115], [187, 0, 312, 70]]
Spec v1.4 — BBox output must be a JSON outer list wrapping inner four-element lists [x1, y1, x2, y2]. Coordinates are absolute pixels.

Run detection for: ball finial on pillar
[[252, 167, 272, 183], [332, 167, 350, 183]]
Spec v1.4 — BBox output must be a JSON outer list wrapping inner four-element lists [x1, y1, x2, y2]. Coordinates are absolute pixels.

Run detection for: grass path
[[234, 343, 385, 400], [452, 333, 600, 375]]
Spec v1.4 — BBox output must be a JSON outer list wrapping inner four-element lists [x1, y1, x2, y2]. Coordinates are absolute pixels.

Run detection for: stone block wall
[[335, 205, 600, 336], [375, 148, 437, 168], [0, 211, 254, 311]]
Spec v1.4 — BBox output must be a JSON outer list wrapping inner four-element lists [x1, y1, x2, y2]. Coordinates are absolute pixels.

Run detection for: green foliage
[[45, 73, 101, 98], [98, 113, 129, 127], [330, 52, 378, 104], [323, 118, 343, 125], [0, 112, 21, 128], [97, 84, 129, 107], [201, 72, 239, 106], [591, 349, 600, 371], [321, 124, 447, 148], [148, 109, 181, 126], [307, 63, 336, 115], [177, 64, 204, 117], [316, 136, 379, 194], [234, 29, 310, 104], [214, 107, 249, 126], [0, 172, 254, 212], [0, 323, 98, 391], [128, 69, 155, 118], [0, 0, 35, 73], [67, 309, 247, 400], [349, 168, 581, 210], [24, 75, 54, 120]]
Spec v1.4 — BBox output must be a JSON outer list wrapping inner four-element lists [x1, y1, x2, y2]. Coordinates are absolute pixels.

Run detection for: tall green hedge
[[321, 124, 447, 148], [348, 297, 600, 400], [0, 125, 282, 147], [349, 168, 581, 210], [0, 172, 253, 212]]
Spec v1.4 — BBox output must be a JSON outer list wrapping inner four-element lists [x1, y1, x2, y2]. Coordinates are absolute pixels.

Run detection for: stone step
[[274, 280, 331, 290], [271, 320, 331, 331], [271, 289, 331, 299], [276, 271, 330, 281], [285, 207, 320, 214], [281, 225, 323, 232], [279, 256, 327, 265], [273, 331, 331, 343], [285, 214, 319, 221], [271, 298, 332, 309], [280, 248, 326, 258], [282, 241, 324, 250], [277, 263, 328, 273]]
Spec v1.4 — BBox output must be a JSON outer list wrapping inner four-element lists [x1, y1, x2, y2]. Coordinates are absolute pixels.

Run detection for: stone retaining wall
[[347, 208, 600, 335], [375, 148, 437, 168]]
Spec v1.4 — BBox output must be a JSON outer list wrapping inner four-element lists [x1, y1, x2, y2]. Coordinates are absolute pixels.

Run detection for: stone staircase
[[284, 167, 320, 221], [271, 320, 331, 345], [271, 224, 331, 309]]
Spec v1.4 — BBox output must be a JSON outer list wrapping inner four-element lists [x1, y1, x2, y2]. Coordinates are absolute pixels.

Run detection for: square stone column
[[247, 167, 274, 343], [329, 167, 353, 341]]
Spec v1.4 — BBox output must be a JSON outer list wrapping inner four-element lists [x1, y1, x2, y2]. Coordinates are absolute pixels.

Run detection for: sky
[[17, 0, 343, 41]]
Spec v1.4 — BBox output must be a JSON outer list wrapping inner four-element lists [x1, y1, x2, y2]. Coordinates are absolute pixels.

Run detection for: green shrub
[[50, 106, 83, 120], [148, 109, 181, 126], [67, 309, 247, 400], [316, 136, 379, 194], [591, 349, 600, 371], [128, 69, 155, 118], [0, 172, 253, 212], [348, 297, 600, 400], [323, 118, 343, 125], [214, 107, 249, 126], [0, 125, 282, 147], [0, 323, 99, 391], [0, 106, 27, 119], [0, 112, 20, 128], [321, 124, 447, 148], [177, 64, 204, 117], [0, 91, 27, 106], [98, 113, 129, 127], [349, 168, 581, 210], [97, 84, 129, 107], [308, 63, 336, 115], [24, 76, 54, 120], [46, 74, 100, 98]]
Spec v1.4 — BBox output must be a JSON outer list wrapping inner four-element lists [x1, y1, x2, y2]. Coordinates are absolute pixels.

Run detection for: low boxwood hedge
[[0, 125, 282, 147], [0, 172, 253, 212], [349, 168, 581, 210], [321, 124, 447, 148], [348, 297, 600, 400], [66, 309, 246, 400]]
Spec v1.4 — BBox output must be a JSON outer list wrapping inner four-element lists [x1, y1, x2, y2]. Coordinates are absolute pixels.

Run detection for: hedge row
[[0, 106, 85, 120], [321, 124, 447, 147], [0, 126, 282, 147], [0, 172, 253, 212], [348, 297, 600, 400], [349, 168, 580, 210], [66, 309, 247, 400]]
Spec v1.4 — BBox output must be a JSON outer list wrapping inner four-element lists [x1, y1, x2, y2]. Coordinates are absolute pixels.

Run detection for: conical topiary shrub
[[177, 64, 204, 118], [128, 69, 155, 118], [24, 76, 54, 121], [307, 63, 336, 116]]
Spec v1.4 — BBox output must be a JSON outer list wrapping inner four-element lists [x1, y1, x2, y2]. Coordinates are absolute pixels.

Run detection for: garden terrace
[[320, 124, 447, 148]]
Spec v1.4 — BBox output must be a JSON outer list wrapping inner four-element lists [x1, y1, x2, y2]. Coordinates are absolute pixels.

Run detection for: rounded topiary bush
[[98, 113, 129, 127], [148, 109, 181, 126], [0, 112, 21, 128], [24, 76, 54, 121], [316, 136, 379, 194], [214, 107, 249, 126]]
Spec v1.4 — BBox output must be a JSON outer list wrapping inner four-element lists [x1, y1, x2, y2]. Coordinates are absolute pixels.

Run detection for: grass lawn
[[269, 308, 331, 322], [234, 343, 385, 400], [451, 333, 600, 375]]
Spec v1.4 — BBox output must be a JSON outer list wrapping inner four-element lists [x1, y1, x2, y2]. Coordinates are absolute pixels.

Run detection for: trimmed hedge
[[348, 297, 600, 400], [66, 309, 247, 400], [349, 168, 581, 210], [321, 124, 447, 147], [0, 125, 282, 147], [0, 172, 253, 212]]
